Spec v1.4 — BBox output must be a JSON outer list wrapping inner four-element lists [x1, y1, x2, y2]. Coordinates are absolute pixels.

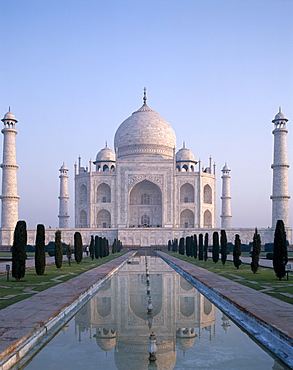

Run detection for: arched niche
[[129, 180, 162, 227], [203, 210, 212, 227], [180, 209, 194, 228], [79, 184, 87, 204], [97, 209, 111, 228], [97, 183, 111, 203], [180, 183, 194, 203], [79, 210, 87, 227], [203, 184, 212, 204]]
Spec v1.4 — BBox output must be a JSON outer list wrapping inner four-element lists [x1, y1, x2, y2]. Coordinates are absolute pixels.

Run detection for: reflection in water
[[25, 255, 285, 369]]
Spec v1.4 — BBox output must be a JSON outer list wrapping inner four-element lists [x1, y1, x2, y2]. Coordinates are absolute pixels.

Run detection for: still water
[[24, 255, 285, 369]]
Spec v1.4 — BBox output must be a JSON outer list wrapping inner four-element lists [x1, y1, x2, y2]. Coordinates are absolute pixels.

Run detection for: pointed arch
[[97, 209, 111, 228], [203, 210, 212, 227], [180, 209, 194, 228], [97, 183, 111, 203], [79, 210, 87, 227], [79, 184, 87, 204], [180, 183, 194, 203], [204, 184, 212, 204]]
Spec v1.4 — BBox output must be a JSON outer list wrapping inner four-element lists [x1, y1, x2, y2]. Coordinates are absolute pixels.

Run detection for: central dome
[[114, 99, 176, 159]]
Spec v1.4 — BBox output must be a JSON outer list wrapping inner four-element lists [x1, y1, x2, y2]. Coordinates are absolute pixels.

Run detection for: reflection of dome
[[114, 96, 176, 159], [176, 328, 196, 352], [94, 328, 116, 352], [95, 145, 116, 162], [114, 341, 176, 370]]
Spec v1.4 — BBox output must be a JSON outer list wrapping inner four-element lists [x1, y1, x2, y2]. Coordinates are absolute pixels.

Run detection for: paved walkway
[[0, 252, 134, 369]]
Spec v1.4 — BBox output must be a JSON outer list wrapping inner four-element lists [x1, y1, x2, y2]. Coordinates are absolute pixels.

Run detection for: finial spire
[[143, 87, 147, 105], [105, 141, 108, 148], [183, 141, 185, 148], [8, 106, 11, 112], [279, 106, 282, 113]]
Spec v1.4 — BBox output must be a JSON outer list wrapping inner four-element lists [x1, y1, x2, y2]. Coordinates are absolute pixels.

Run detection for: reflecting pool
[[24, 255, 286, 369]]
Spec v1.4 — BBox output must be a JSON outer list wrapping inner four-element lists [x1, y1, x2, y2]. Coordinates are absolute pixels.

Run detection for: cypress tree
[[66, 244, 72, 266], [198, 234, 203, 260], [251, 228, 261, 274], [106, 238, 109, 256], [179, 237, 185, 255], [190, 236, 194, 257], [74, 231, 83, 264], [89, 236, 95, 260], [99, 237, 104, 258], [35, 224, 46, 275], [186, 236, 191, 257], [193, 234, 198, 259], [204, 233, 209, 261], [94, 235, 100, 259], [168, 240, 172, 251], [273, 220, 288, 280], [212, 231, 219, 263], [54, 230, 63, 269], [112, 239, 117, 254], [233, 234, 242, 269], [12, 220, 27, 281], [220, 230, 228, 266], [172, 238, 178, 253]]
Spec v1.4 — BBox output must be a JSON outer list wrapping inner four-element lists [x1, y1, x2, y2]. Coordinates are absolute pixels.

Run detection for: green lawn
[[166, 252, 293, 305], [0, 252, 126, 310]]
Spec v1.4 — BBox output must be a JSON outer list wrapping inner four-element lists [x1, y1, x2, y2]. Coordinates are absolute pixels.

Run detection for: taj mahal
[[0, 90, 291, 247]]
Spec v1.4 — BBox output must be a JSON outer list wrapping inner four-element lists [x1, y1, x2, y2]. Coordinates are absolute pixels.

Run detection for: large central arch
[[129, 180, 162, 227]]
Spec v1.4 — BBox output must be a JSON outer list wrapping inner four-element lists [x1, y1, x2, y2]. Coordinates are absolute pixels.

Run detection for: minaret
[[220, 163, 231, 228], [271, 108, 290, 228], [58, 163, 69, 228], [0, 109, 20, 229]]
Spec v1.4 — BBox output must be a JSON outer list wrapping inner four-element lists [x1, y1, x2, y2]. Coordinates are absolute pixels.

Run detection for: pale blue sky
[[0, 0, 292, 229]]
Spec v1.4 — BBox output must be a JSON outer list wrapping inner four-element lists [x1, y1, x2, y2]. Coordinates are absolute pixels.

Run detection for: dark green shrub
[[204, 233, 208, 261], [66, 244, 72, 266], [233, 234, 242, 269], [220, 230, 228, 265], [74, 232, 83, 264], [198, 234, 203, 260], [273, 220, 288, 280], [193, 235, 198, 259], [12, 220, 27, 281], [266, 252, 274, 260], [212, 231, 219, 263], [54, 230, 63, 269], [35, 224, 46, 275], [251, 228, 261, 273]]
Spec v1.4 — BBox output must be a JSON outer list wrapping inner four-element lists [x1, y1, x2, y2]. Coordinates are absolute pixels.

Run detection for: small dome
[[95, 145, 115, 162], [222, 163, 230, 171], [2, 109, 17, 122], [176, 144, 196, 162], [273, 108, 288, 122], [60, 163, 68, 171]]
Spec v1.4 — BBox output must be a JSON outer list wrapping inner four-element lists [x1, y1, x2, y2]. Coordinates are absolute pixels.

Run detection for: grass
[[165, 252, 293, 305], [0, 252, 126, 310]]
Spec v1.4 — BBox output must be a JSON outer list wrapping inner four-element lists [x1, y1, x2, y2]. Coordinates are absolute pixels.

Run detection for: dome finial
[[8, 106, 11, 112], [143, 87, 147, 105], [183, 141, 185, 148], [105, 141, 108, 148], [279, 106, 282, 113]]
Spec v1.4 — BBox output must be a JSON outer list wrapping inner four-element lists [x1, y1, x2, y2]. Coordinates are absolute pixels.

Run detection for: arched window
[[204, 184, 212, 204], [141, 193, 150, 204], [203, 210, 212, 227], [141, 214, 150, 226], [103, 164, 109, 172], [79, 210, 87, 227], [180, 183, 194, 203], [182, 164, 188, 172], [97, 183, 111, 203], [79, 185, 87, 204], [180, 209, 194, 228], [97, 209, 111, 228]]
